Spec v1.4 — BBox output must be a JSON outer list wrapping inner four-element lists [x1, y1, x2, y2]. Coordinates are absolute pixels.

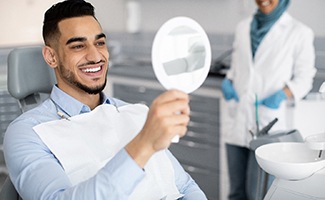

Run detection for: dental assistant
[[221, 0, 316, 199]]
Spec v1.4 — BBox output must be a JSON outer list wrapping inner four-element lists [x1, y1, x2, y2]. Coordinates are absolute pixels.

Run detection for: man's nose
[[86, 45, 102, 62]]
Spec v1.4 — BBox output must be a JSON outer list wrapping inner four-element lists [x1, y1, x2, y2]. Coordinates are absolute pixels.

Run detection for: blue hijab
[[250, 0, 290, 58]]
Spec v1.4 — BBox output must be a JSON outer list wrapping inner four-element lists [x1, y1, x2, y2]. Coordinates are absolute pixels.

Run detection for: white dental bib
[[33, 104, 182, 199]]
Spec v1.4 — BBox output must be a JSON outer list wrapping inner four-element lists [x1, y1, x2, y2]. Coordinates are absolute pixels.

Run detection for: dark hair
[[42, 0, 96, 46]]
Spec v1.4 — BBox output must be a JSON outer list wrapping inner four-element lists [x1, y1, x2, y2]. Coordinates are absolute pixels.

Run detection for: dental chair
[[7, 46, 56, 112], [0, 46, 56, 200]]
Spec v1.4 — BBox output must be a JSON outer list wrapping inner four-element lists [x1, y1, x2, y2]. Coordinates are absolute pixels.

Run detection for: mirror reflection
[[152, 17, 211, 94], [161, 27, 206, 76]]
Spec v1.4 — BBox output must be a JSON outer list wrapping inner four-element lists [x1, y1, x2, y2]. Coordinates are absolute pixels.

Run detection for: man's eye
[[71, 45, 84, 49], [97, 41, 106, 46]]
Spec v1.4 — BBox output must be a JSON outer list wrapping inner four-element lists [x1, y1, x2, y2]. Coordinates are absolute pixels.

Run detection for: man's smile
[[81, 66, 102, 73]]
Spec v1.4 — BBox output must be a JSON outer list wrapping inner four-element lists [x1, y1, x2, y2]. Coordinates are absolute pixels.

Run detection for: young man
[[3, 0, 207, 199]]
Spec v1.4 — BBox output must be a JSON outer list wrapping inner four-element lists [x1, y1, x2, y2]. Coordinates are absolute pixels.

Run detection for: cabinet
[[105, 64, 222, 199]]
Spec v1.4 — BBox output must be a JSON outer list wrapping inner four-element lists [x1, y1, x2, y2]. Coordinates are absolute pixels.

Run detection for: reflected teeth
[[261, 1, 271, 6], [82, 66, 101, 73]]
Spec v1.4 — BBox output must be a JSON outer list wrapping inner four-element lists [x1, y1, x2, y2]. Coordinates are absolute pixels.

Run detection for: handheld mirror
[[152, 17, 211, 142]]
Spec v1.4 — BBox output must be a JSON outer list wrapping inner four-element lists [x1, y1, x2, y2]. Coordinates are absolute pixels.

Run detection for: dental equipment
[[255, 93, 260, 134], [258, 118, 278, 137], [254, 81, 325, 200]]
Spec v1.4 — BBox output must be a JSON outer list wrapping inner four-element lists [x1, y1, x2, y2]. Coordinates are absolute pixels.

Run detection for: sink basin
[[255, 142, 325, 180]]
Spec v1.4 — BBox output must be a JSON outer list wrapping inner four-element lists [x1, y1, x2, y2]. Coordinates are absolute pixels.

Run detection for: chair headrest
[[7, 46, 56, 100]]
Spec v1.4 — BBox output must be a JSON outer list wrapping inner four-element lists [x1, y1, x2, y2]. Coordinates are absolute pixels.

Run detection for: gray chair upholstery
[[0, 177, 19, 200], [0, 46, 56, 200], [7, 46, 56, 112]]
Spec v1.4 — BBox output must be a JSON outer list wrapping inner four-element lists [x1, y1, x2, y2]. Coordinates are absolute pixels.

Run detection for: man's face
[[54, 16, 109, 95], [255, 0, 279, 14]]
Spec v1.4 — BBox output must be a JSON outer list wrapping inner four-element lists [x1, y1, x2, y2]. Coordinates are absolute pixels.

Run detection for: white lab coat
[[222, 12, 316, 147]]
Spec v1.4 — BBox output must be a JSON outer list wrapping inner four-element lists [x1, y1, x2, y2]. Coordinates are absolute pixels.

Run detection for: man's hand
[[125, 90, 190, 168]]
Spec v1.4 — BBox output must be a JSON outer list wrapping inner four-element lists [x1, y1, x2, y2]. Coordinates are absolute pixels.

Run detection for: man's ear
[[42, 46, 57, 68]]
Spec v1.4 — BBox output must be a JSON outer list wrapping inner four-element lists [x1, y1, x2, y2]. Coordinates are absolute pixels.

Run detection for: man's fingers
[[165, 112, 190, 126], [153, 90, 189, 106], [159, 99, 190, 115]]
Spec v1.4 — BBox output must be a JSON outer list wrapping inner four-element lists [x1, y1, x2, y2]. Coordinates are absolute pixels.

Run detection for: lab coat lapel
[[253, 13, 289, 67]]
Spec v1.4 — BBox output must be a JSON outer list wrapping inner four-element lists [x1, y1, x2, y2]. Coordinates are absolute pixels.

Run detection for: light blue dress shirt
[[4, 86, 207, 200]]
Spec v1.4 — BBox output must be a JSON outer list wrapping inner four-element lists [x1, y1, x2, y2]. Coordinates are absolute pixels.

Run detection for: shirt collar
[[50, 85, 111, 117]]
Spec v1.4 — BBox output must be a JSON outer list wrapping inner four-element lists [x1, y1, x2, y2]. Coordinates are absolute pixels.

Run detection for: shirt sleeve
[[4, 117, 145, 200], [165, 150, 207, 200]]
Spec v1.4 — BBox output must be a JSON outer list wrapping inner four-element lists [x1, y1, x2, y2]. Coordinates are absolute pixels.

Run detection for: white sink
[[255, 142, 325, 180]]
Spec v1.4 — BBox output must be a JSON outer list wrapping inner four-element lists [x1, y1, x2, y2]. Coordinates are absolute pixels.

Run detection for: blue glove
[[260, 90, 287, 109], [221, 79, 239, 102]]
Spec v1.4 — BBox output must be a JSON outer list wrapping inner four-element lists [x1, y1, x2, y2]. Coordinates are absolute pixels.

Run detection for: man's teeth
[[82, 66, 101, 73]]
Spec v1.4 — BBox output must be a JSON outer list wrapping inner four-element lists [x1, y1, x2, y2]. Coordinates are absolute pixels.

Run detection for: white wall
[[1, 0, 325, 47], [0, 0, 57, 47]]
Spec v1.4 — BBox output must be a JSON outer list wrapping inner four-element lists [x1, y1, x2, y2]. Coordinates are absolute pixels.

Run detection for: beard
[[58, 61, 107, 95], [74, 78, 107, 95]]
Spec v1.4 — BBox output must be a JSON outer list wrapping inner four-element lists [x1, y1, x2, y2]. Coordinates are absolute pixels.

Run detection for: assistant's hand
[[259, 90, 287, 109], [126, 90, 190, 168], [221, 79, 239, 102]]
